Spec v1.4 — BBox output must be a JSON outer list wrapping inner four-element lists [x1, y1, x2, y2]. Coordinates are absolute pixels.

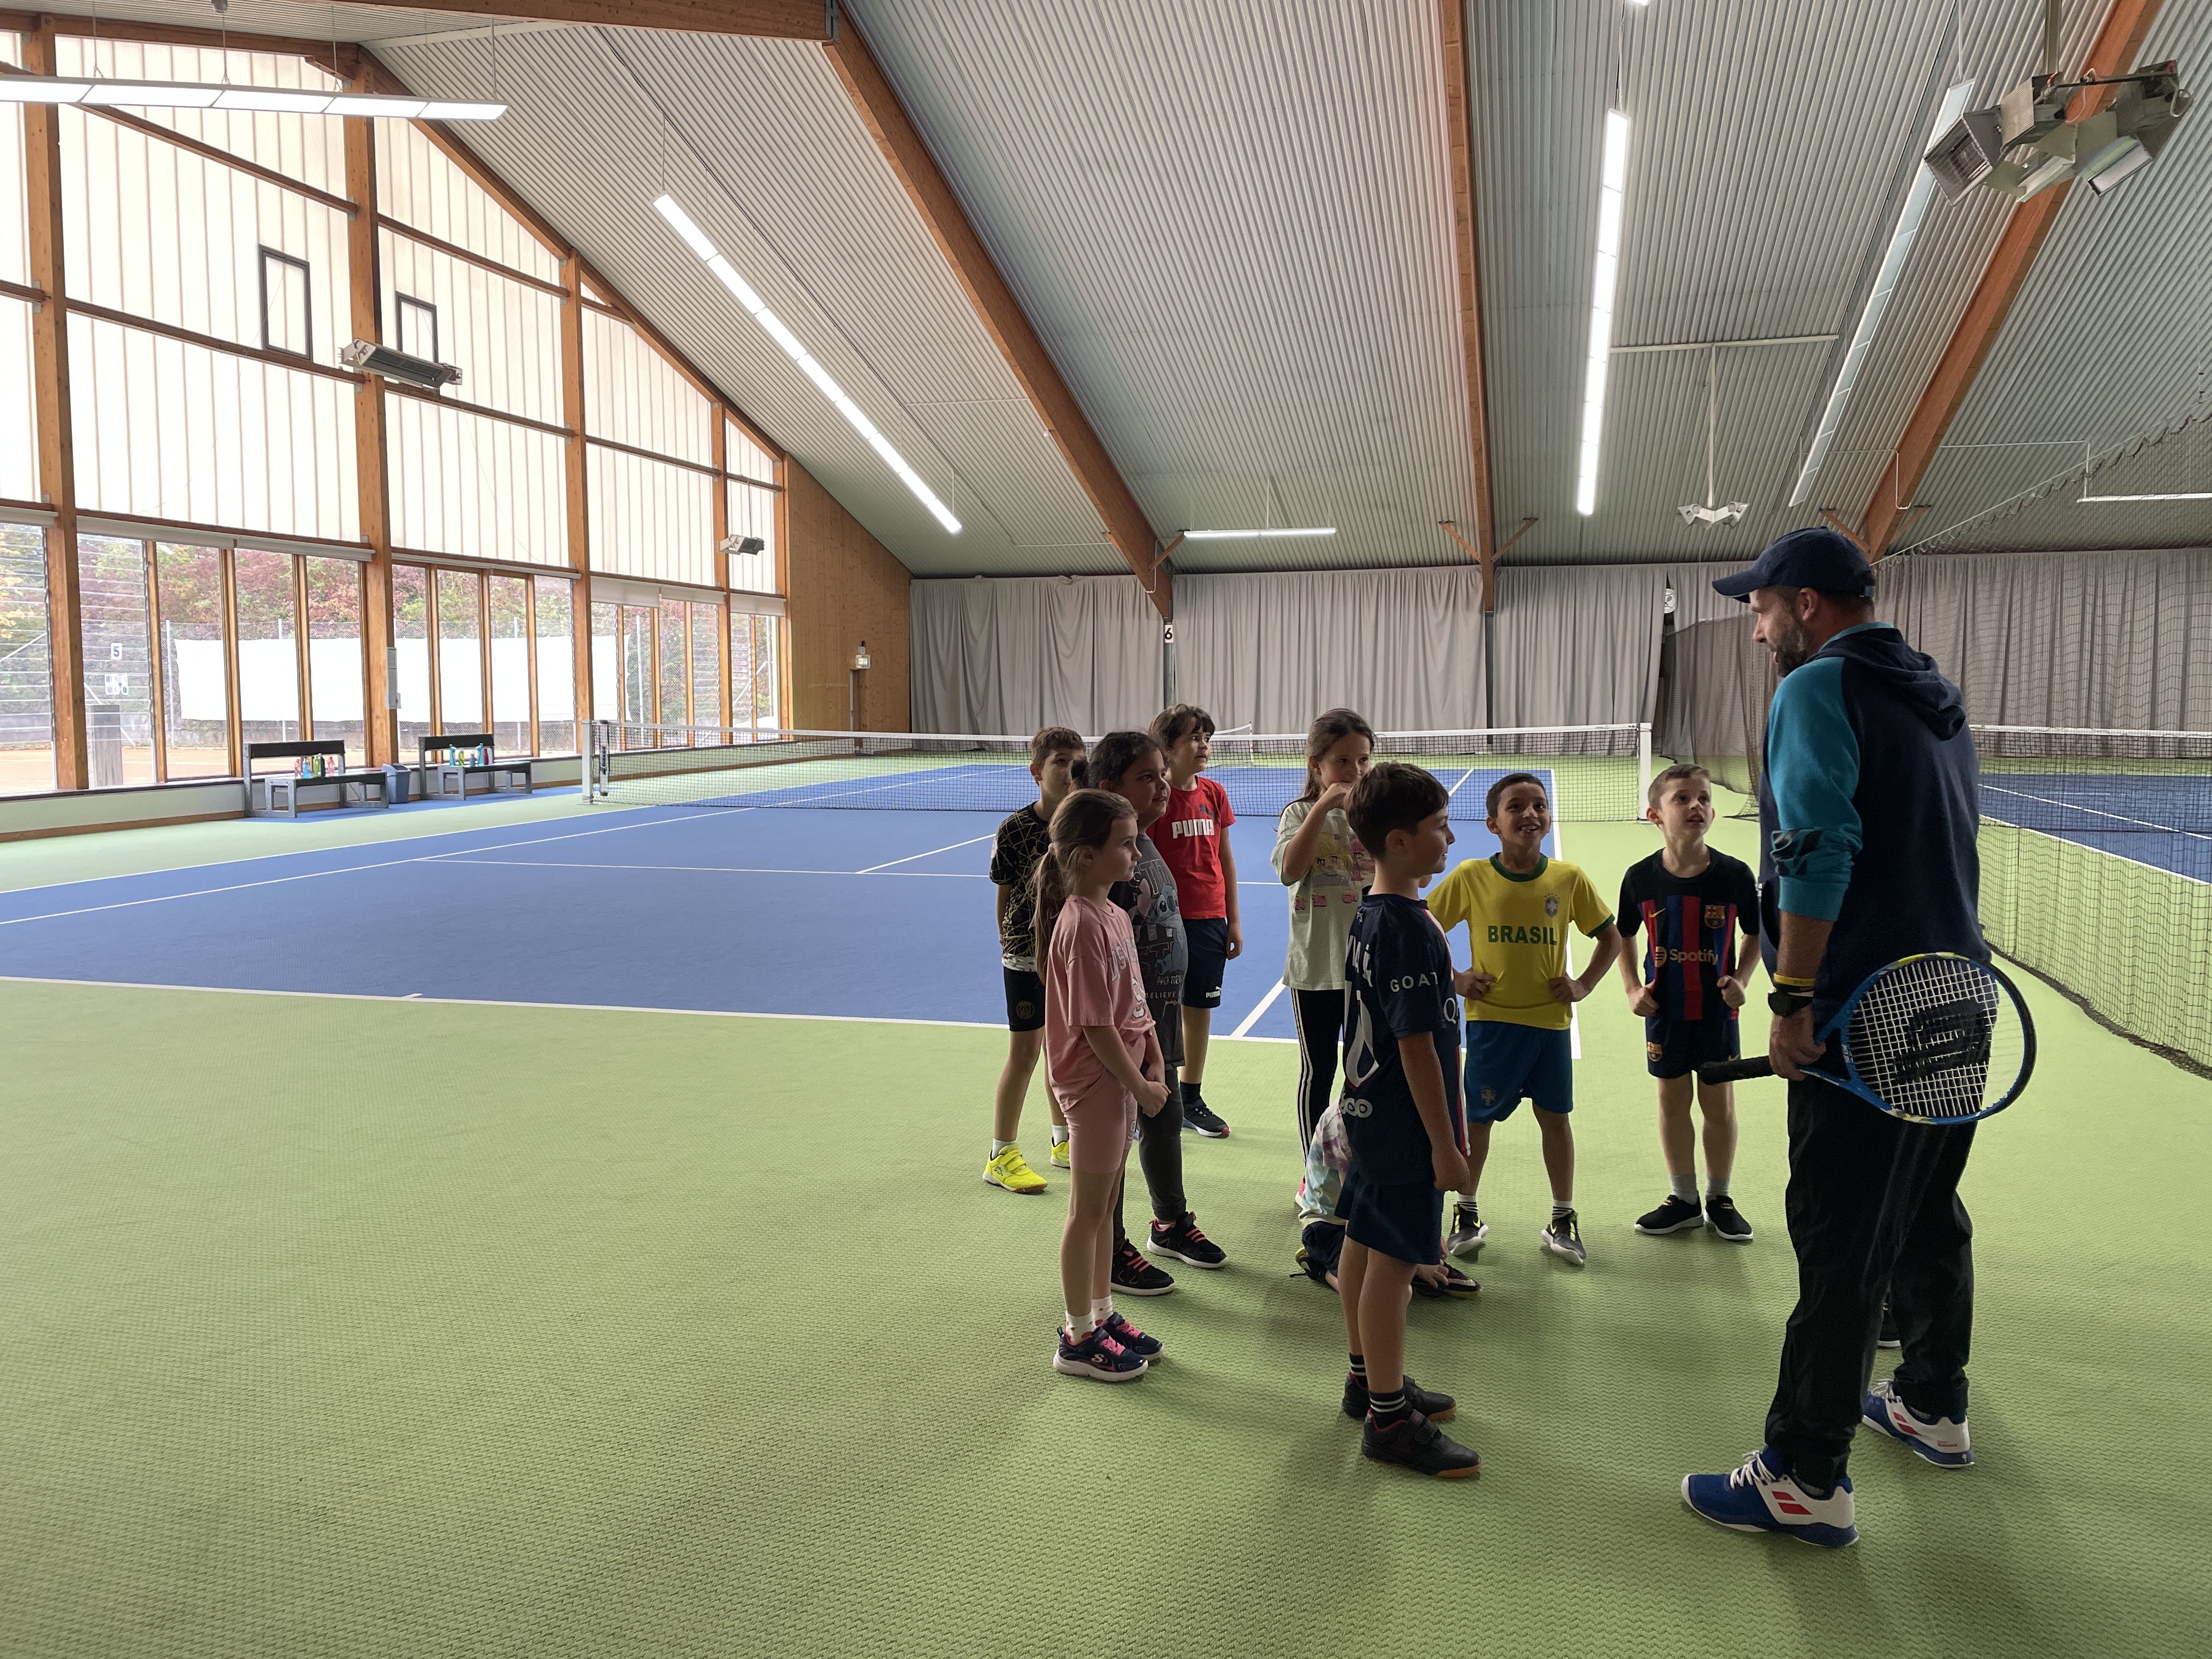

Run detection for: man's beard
[[1770, 613, 1812, 675]]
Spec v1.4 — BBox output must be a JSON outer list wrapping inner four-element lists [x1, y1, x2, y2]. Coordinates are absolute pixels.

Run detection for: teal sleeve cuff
[[1777, 876, 1848, 922]]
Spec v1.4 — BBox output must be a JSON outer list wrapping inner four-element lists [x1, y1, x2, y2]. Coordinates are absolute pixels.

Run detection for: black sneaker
[[1361, 1408, 1480, 1478], [1181, 1094, 1231, 1138], [1635, 1194, 1705, 1235], [1149, 1212, 1227, 1268], [1878, 1300, 1901, 1349], [1705, 1194, 1754, 1243], [1539, 1209, 1588, 1266], [1343, 1373, 1457, 1423], [1444, 1199, 1488, 1259], [1111, 1238, 1176, 1296], [1410, 1264, 1481, 1299]]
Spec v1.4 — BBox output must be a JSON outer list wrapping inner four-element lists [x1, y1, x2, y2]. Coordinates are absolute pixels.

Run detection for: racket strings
[[1844, 956, 2026, 1123]]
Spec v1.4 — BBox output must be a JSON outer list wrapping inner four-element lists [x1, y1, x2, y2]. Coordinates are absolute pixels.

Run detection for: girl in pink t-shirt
[[1036, 788, 1173, 1381]]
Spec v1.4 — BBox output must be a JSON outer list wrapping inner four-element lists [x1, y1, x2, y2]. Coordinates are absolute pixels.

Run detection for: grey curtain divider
[[1489, 563, 1669, 729], [910, 574, 1160, 735]]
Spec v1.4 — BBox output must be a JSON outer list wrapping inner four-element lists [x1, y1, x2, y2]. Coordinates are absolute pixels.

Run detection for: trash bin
[[383, 763, 412, 805]]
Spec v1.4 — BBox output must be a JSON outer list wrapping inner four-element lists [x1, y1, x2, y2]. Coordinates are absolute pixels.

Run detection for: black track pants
[[1290, 988, 1346, 1150], [1764, 1072, 1976, 1491], [1113, 1080, 1187, 1243]]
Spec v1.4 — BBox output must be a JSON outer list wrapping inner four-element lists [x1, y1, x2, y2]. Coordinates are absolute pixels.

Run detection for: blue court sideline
[[0, 778, 1554, 1042], [1978, 773, 2211, 882]]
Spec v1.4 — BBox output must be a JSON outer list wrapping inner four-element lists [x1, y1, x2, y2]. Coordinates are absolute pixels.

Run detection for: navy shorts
[[1341, 1167, 1444, 1267], [1003, 966, 1045, 1034], [1181, 916, 1228, 1009], [1646, 1015, 1740, 1080], [1463, 1020, 1574, 1123]]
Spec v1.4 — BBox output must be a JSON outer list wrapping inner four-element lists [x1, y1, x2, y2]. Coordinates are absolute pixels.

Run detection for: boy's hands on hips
[[1625, 981, 1660, 1017], [1454, 967, 1496, 1000], [1432, 1143, 1471, 1192], [1548, 974, 1590, 1005]]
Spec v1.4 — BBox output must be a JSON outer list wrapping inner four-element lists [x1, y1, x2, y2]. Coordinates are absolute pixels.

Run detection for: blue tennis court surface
[[1980, 772, 2210, 882], [0, 781, 1553, 1042]]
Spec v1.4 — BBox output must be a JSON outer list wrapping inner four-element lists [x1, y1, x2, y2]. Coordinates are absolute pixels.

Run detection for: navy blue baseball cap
[[1711, 526, 1875, 602]]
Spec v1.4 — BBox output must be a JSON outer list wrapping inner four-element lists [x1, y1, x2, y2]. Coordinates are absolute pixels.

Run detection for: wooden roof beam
[[315, 1, 831, 38], [1437, 0, 1498, 579], [821, 17, 1169, 615], [1860, 0, 2167, 558]]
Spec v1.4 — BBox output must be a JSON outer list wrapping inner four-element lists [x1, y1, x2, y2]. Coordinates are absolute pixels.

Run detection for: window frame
[[394, 292, 440, 365], [257, 246, 314, 361]]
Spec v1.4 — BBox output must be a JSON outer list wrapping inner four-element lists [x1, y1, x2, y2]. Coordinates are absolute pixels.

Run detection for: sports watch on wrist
[[1768, 988, 1813, 1017]]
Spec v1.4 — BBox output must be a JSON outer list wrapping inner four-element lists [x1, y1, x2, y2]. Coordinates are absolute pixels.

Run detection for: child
[[1299, 1099, 1479, 1302], [1430, 772, 1622, 1267], [1037, 789, 1174, 1381], [1614, 764, 1760, 1242], [1334, 763, 1478, 1477], [1273, 708, 1375, 1152], [1086, 730, 1228, 1293], [983, 727, 1084, 1193], [1152, 704, 1240, 1137]]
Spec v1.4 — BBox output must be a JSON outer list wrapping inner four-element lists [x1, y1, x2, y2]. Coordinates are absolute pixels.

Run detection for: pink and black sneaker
[[1052, 1324, 1148, 1382]]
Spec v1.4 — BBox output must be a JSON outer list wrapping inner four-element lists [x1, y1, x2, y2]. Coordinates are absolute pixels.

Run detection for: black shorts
[[1645, 1015, 1740, 1080], [1004, 966, 1046, 1034], [1340, 1167, 1443, 1267], [1181, 916, 1228, 1009]]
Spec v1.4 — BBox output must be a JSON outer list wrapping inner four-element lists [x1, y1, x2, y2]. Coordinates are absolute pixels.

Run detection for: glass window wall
[[2, 526, 57, 795], [535, 577, 574, 754], [78, 538, 156, 786], [436, 568, 483, 732], [233, 548, 302, 750], [155, 544, 228, 777], [489, 574, 531, 754], [306, 557, 365, 763]]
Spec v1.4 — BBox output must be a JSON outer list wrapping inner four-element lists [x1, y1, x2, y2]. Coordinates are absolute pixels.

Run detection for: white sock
[[1065, 1309, 1091, 1340], [991, 1139, 1014, 1157], [1669, 1173, 1698, 1203], [1552, 1199, 1575, 1220], [1707, 1175, 1731, 1200], [1091, 1295, 1114, 1328], [1051, 1126, 1070, 1146]]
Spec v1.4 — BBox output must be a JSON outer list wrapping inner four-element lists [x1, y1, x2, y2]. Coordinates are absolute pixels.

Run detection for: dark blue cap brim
[[1711, 566, 1762, 600]]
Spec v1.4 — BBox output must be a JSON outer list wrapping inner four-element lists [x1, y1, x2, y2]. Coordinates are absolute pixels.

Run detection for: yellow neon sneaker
[[985, 1146, 1048, 1194], [1048, 1137, 1072, 1169]]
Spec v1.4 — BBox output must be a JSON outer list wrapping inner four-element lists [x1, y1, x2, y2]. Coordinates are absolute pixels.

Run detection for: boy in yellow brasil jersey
[[1429, 772, 1622, 1267]]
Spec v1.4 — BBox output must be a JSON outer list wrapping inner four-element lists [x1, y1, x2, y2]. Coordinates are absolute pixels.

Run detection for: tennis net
[[1971, 725, 2211, 1072], [585, 720, 1654, 822]]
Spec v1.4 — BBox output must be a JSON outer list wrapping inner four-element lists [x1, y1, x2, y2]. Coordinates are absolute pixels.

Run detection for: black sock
[[1348, 1353, 1367, 1384], [1367, 1389, 1409, 1425]]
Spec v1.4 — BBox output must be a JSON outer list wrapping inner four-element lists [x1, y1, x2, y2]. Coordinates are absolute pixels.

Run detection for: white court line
[[1982, 782, 2209, 842], [442, 859, 988, 879], [1231, 978, 1288, 1038], [0, 810, 730, 929], [1443, 766, 1482, 799], [856, 831, 994, 873], [0, 973, 1295, 1039]]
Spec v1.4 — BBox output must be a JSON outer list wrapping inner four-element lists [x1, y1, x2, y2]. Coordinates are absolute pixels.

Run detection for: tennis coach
[[1681, 527, 1986, 1548]]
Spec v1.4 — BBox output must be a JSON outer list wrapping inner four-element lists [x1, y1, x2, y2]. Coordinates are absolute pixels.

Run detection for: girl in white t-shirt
[[1271, 709, 1375, 1150], [1038, 788, 1173, 1382]]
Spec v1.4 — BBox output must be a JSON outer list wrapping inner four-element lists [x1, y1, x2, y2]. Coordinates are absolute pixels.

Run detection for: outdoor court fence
[[584, 720, 1656, 823]]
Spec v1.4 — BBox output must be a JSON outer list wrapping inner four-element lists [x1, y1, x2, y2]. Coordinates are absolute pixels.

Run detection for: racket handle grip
[[1699, 1057, 1776, 1086]]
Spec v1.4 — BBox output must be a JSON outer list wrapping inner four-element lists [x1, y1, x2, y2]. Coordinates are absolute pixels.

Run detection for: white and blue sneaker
[[1863, 1379, 1973, 1468], [1681, 1448, 1858, 1548]]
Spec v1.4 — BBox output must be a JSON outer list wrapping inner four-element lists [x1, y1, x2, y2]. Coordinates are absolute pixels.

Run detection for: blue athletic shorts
[[1181, 916, 1228, 1009], [1463, 1020, 1574, 1123], [1340, 1167, 1444, 1267], [1645, 1015, 1739, 1080]]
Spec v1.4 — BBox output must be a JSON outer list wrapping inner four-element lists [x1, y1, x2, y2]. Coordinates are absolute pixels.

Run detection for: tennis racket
[[1699, 952, 2035, 1125]]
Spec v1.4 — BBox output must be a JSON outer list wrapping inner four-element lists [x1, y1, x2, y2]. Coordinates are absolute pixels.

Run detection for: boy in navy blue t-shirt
[[1334, 764, 1479, 1480]]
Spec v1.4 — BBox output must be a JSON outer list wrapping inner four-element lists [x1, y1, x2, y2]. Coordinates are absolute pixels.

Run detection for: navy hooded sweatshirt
[[1756, 622, 1985, 1025]]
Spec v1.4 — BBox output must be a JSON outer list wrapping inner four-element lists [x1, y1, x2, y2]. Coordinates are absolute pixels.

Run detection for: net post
[[582, 717, 596, 805], [1638, 721, 1652, 808]]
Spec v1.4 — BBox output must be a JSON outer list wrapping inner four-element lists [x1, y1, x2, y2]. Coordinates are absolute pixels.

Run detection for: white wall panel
[[0, 297, 32, 501], [588, 445, 714, 588], [61, 109, 348, 365], [58, 39, 347, 200], [0, 53, 25, 287], [376, 119, 560, 286], [726, 478, 777, 594], [726, 418, 775, 483], [379, 227, 562, 425], [69, 313, 356, 540], [583, 307, 710, 465], [387, 392, 566, 565]]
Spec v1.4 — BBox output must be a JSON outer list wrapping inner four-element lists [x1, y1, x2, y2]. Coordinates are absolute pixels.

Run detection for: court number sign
[[1163, 621, 1175, 644]]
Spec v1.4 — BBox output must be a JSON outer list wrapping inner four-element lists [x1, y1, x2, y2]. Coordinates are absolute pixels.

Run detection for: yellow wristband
[[1773, 974, 1816, 989]]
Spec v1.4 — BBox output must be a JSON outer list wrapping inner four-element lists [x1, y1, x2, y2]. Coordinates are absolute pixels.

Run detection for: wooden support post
[[1437, 0, 1499, 578], [561, 256, 594, 741], [1440, 519, 1498, 614], [24, 21, 85, 789], [712, 409, 732, 731], [344, 112, 398, 766]]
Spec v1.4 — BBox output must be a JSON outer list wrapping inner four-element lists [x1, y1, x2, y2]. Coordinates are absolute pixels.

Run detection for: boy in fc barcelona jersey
[[1614, 764, 1762, 1244], [1427, 772, 1621, 1268]]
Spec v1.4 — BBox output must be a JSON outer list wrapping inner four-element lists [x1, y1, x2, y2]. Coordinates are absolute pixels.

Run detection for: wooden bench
[[421, 732, 535, 799], [246, 740, 390, 817]]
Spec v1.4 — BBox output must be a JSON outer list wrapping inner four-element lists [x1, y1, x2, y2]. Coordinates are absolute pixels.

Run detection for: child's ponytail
[[1034, 787, 1138, 952]]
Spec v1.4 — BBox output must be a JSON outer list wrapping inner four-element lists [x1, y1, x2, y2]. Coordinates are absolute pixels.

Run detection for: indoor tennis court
[[3, 3, 2210, 1658]]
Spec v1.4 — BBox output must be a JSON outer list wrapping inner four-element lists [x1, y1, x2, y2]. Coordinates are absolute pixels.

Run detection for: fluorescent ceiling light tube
[[418, 100, 508, 121], [82, 81, 223, 109], [1181, 527, 1337, 539], [654, 193, 961, 534], [0, 80, 92, 104], [1790, 80, 1973, 507], [324, 94, 426, 117], [2079, 489, 2212, 502], [214, 86, 338, 113], [1576, 109, 1630, 516]]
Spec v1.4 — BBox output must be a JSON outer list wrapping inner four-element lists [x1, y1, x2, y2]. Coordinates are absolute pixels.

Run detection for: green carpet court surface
[[4, 811, 2209, 1659]]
